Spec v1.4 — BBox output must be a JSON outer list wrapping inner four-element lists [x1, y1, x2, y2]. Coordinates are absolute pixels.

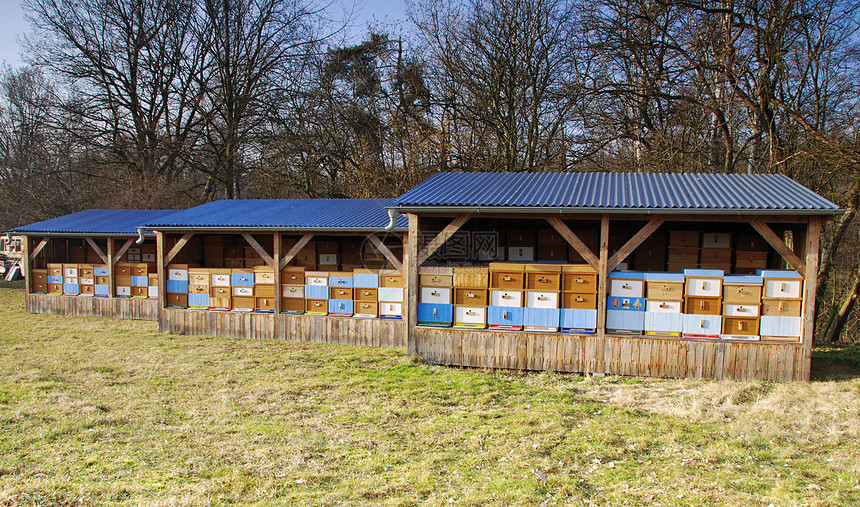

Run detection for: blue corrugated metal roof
[[10, 209, 178, 236], [145, 199, 408, 231], [390, 172, 840, 214]]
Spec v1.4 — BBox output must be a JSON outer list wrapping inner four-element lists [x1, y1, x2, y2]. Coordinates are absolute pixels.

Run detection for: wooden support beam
[[107, 238, 116, 298], [85, 237, 109, 264], [278, 233, 314, 270], [113, 239, 136, 266], [595, 215, 610, 373], [30, 237, 49, 261], [273, 233, 282, 314], [607, 218, 664, 271], [156, 231, 167, 313], [405, 213, 419, 355], [799, 217, 821, 381], [22, 236, 31, 296], [749, 219, 806, 277], [241, 232, 274, 269], [546, 216, 599, 270], [417, 214, 472, 265], [367, 234, 403, 272], [163, 233, 194, 266]]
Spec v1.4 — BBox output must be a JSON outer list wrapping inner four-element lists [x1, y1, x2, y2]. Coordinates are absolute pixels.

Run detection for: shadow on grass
[[0, 280, 25, 290], [811, 345, 860, 381]]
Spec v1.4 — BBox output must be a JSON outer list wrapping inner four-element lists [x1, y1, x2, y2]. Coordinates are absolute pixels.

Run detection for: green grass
[[0, 286, 858, 506]]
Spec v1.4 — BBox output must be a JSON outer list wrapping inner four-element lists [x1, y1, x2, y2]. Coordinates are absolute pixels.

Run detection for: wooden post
[[156, 231, 167, 312], [22, 235, 31, 296], [799, 217, 821, 381], [273, 232, 282, 315], [405, 213, 419, 355], [596, 214, 610, 346], [107, 237, 116, 298]]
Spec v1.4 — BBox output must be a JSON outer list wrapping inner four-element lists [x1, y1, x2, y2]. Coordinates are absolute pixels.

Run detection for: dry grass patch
[[0, 285, 858, 506]]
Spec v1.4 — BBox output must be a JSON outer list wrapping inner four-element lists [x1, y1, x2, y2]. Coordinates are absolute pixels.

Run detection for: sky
[[0, 0, 409, 68]]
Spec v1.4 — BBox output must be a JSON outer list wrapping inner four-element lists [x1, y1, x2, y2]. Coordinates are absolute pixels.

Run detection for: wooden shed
[[11, 209, 178, 320], [386, 172, 841, 381], [142, 199, 407, 347]]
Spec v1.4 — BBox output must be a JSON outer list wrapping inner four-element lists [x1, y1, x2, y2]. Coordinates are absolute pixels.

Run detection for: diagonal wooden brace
[[113, 239, 136, 266], [367, 234, 403, 272], [417, 214, 472, 265], [163, 233, 194, 266], [279, 234, 314, 270], [85, 237, 109, 264], [749, 219, 806, 277], [607, 218, 664, 271], [241, 232, 275, 269], [546, 216, 599, 270], [30, 237, 49, 260]]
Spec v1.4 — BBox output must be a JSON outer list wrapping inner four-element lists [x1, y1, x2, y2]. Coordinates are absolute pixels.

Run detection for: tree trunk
[[824, 263, 860, 343]]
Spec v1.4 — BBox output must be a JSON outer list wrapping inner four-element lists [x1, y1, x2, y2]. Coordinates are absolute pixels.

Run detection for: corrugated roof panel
[[145, 199, 408, 230], [390, 172, 840, 214], [10, 209, 179, 235]]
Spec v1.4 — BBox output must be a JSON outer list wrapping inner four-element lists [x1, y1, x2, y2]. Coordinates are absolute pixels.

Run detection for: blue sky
[[0, 0, 409, 68]]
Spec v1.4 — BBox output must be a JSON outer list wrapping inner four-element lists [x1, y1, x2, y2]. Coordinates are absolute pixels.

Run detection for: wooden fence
[[26, 294, 159, 321], [414, 327, 806, 381], [160, 309, 406, 347]]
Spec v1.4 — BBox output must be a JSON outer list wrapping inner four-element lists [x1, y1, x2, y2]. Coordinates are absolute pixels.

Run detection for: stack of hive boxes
[[734, 234, 769, 274], [606, 271, 645, 333], [131, 263, 155, 298], [231, 268, 255, 311], [147, 273, 158, 298], [378, 270, 404, 319], [187, 267, 210, 309], [47, 264, 63, 294], [318, 241, 339, 270], [759, 270, 804, 342], [418, 267, 454, 327], [453, 267, 489, 329], [721, 275, 763, 340], [328, 271, 354, 316], [560, 265, 598, 333], [94, 266, 110, 297], [537, 230, 567, 262], [507, 230, 535, 261], [304, 270, 329, 315], [643, 272, 685, 336], [166, 264, 190, 308], [682, 269, 723, 338], [353, 269, 380, 318], [700, 233, 732, 271], [667, 231, 700, 272], [31, 268, 48, 293], [523, 265, 561, 332], [487, 263, 524, 330], [78, 264, 95, 296], [62, 264, 80, 295], [114, 263, 133, 298], [633, 230, 666, 271], [280, 266, 305, 314], [254, 265, 275, 312], [209, 268, 232, 310]]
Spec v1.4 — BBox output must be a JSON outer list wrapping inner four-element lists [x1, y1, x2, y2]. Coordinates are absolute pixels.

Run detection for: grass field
[[0, 285, 858, 506]]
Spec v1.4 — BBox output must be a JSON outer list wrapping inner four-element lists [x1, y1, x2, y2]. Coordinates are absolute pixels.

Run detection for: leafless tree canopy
[[2, 0, 859, 342]]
